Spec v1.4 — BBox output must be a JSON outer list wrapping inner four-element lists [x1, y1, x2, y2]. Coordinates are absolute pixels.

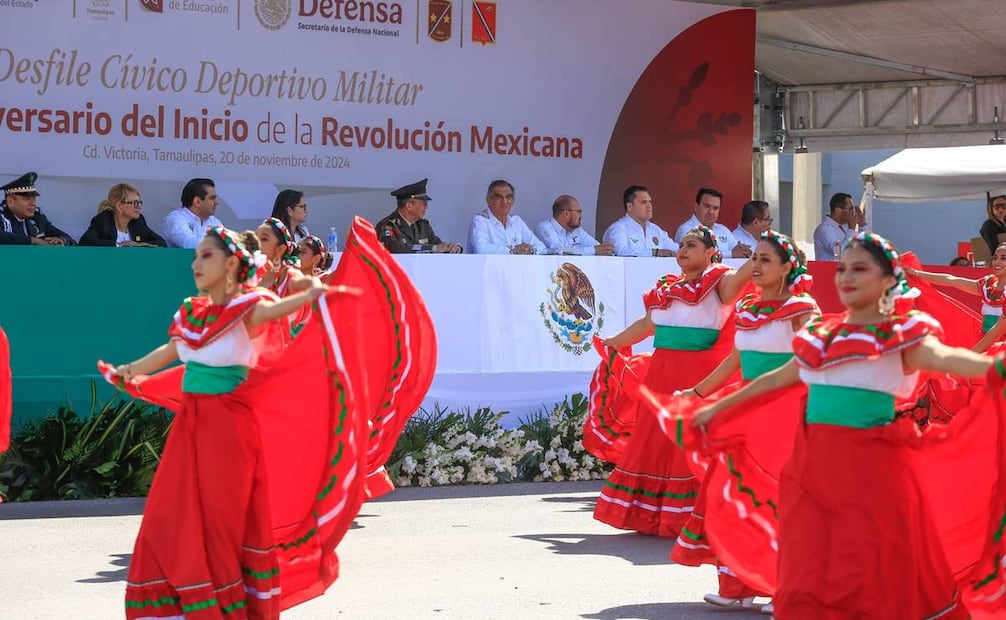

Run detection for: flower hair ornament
[[246, 250, 269, 287], [302, 235, 325, 255], [264, 217, 299, 267], [849, 231, 919, 315], [205, 226, 257, 283], [686, 225, 722, 263], [761, 229, 813, 294]]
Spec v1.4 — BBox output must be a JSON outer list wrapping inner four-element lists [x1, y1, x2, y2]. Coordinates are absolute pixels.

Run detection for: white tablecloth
[[389, 254, 747, 422]]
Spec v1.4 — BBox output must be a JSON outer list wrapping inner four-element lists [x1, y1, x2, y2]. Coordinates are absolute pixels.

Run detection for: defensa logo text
[[299, 0, 403, 23]]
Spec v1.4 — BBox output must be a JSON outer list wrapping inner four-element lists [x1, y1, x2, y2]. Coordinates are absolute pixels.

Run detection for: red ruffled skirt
[[327, 218, 438, 501], [775, 422, 966, 619], [643, 380, 803, 595], [125, 393, 282, 619], [593, 346, 730, 537], [583, 335, 651, 463], [106, 286, 373, 618]]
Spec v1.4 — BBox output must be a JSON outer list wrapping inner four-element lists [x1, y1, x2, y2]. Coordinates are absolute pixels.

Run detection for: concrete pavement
[[0, 482, 769, 619]]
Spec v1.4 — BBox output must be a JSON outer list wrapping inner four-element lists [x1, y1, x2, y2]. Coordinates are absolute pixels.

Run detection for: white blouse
[[176, 321, 261, 368]]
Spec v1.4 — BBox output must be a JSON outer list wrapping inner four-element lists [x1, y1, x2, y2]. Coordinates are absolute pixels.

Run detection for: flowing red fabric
[[326, 217, 437, 500], [100, 284, 371, 615], [643, 356, 1006, 617], [775, 421, 967, 619], [0, 326, 11, 454], [583, 334, 651, 463], [593, 319, 737, 538], [903, 252, 984, 349], [947, 361, 1006, 615], [641, 381, 805, 591]]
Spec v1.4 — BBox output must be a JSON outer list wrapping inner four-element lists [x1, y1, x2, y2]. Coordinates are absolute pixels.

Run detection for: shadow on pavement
[[514, 532, 673, 566], [0, 498, 145, 520], [372, 480, 603, 502], [77, 553, 131, 584], [540, 493, 596, 513], [582, 601, 764, 619]]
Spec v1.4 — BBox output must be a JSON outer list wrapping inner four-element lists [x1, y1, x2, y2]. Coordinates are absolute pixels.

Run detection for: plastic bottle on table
[[328, 227, 338, 252]]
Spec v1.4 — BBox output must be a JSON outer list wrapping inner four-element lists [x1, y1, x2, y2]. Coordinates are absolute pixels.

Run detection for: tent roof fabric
[[860, 145, 1006, 201], [682, 0, 1006, 86]]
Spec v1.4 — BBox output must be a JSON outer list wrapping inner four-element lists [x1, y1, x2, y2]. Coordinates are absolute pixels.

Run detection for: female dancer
[[666, 231, 817, 612], [692, 232, 994, 619], [104, 227, 370, 618], [257, 217, 303, 295], [298, 235, 334, 276], [592, 226, 751, 537], [907, 241, 1006, 337]]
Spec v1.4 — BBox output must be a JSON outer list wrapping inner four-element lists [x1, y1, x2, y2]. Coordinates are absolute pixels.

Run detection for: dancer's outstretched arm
[[680, 349, 740, 399], [602, 312, 655, 348], [114, 342, 180, 382], [904, 336, 993, 377], [692, 359, 800, 427], [248, 278, 327, 327], [972, 318, 1006, 353], [905, 267, 980, 295], [717, 259, 754, 304]]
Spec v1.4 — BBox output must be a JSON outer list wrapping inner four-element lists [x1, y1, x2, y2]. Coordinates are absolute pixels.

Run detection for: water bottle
[[328, 226, 338, 252]]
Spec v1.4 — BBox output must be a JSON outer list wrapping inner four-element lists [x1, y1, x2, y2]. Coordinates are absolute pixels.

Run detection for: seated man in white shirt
[[468, 179, 547, 255], [673, 187, 749, 257], [602, 185, 678, 257], [162, 178, 224, 248], [534, 195, 614, 256], [732, 200, 772, 250], [812, 192, 855, 261]]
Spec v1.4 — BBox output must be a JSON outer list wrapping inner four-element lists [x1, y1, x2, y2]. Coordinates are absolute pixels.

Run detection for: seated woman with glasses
[[980, 195, 1006, 257], [79, 183, 167, 247], [270, 189, 310, 243]]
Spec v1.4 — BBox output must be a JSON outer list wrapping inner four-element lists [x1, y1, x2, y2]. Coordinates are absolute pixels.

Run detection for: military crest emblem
[[472, 1, 496, 45], [539, 263, 604, 355], [428, 0, 452, 42], [254, 0, 292, 31]]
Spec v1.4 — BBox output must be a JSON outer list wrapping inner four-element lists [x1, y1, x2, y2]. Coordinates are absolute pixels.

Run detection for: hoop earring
[[225, 271, 237, 296], [778, 278, 787, 297], [878, 288, 896, 316]]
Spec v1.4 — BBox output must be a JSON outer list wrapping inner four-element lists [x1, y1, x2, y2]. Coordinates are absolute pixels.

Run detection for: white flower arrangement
[[389, 394, 610, 487]]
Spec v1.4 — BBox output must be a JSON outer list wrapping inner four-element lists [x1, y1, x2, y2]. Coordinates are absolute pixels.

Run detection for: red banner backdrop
[[808, 262, 985, 314], [596, 9, 755, 237]]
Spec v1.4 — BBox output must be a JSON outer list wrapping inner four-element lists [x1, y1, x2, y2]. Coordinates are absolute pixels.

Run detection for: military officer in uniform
[[376, 179, 462, 254], [0, 171, 75, 245]]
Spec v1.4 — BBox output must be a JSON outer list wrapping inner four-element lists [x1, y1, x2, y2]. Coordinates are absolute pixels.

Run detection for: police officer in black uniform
[[375, 178, 462, 254], [0, 171, 75, 245]]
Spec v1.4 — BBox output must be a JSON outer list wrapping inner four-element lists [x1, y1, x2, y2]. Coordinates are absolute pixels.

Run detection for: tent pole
[[792, 151, 822, 256]]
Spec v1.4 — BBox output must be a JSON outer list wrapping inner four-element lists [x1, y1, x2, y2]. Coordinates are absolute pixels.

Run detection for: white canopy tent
[[861, 146, 1006, 202]]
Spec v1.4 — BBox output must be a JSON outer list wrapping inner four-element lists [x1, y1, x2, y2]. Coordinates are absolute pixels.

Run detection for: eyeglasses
[[758, 215, 774, 223], [123, 199, 143, 207], [294, 203, 308, 211]]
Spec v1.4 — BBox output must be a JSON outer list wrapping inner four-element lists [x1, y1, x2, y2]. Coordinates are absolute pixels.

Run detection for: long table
[[0, 248, 986, 425]]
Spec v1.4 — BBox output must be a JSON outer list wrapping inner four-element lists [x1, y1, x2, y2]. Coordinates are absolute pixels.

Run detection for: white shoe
[[703, 593, 756, 608], [761, 602, 774, 615]]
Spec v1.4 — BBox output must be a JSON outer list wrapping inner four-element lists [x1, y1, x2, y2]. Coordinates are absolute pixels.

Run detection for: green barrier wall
[[2, 247, 197, 425]]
